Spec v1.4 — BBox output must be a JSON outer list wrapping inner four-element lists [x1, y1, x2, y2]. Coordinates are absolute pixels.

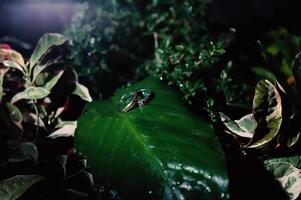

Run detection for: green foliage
[[64, 0, 243, 112], [220, 79, 282, 149], [64, 2, 150, 97], [0, 33, 93, 198], [76, 77, 229, 199], [221, 52, 301, 199]]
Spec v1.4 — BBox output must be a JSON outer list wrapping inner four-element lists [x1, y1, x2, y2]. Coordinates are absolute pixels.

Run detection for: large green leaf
[[247, 80, 282, 148], [29, 33, 65, 69], [264, 156, 301, 200], [0, 175, 44, 200], [76, 77, 229, 199]]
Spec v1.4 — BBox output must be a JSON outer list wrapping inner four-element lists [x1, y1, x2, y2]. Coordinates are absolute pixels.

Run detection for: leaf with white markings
[[0, 48, 25, 67], [29, 33, 65, 69], [48, 121, 77, 138], [246, 80, 282, 148], [0, 175, 44, 200], [265, 156, 301, 200], [220, 112, 255, 138], [72, 82, 92, 102], [11, 87, 50, 104], [3, 60, 25, 74]]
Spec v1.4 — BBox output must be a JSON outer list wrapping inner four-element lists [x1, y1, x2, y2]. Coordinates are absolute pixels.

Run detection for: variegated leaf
[[246, 80, 282, 148], [29, 33, 65, 69], [11, 87, 50, 104], [72, 82, 92, 102], [220, 112, 255, 138], [2, 60, 25, 74], [0, 48, 25, 67], [265, 157, 301, 200], [48, 122, 77, 138]]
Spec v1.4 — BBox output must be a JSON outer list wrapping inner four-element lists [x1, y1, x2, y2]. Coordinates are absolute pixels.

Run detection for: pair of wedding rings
[[117, 89, 153, 113]]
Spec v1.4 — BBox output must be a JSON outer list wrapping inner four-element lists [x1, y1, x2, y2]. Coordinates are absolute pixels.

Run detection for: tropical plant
[[0, 33, 93, 200], [220, 52, 301, 199], [76, 77, 229, 199]]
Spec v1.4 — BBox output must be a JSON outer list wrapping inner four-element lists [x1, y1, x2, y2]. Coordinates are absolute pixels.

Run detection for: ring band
[[117, 91, 137, 112], [136, 89, 153, 107], [117, 89, 153, 113]]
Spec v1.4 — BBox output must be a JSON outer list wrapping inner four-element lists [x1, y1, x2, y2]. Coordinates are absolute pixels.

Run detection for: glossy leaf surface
[[76, 77, 229, 199]]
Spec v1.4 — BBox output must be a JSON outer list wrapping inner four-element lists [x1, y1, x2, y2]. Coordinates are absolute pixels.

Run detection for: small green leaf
[[72, 82, 92, 102], [2, 103, 23, 139], [246, 80, 282, 148], [2, 60, 25, 74], [0, 175, 44, 200], [6, 102, 22, 125], [11, 87, 50, 104], [29, 33, 65, 69], [43, 70, 64, 91], [265, 157, 301, 200], [220, 112, 254, 138]]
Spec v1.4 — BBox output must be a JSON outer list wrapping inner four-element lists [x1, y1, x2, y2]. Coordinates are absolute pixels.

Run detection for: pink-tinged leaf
[[0, 48, 25, 67], [2, 60, 25, 74]]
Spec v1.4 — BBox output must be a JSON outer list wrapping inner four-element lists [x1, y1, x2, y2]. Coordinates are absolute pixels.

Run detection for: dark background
[[1, 0, 301, 50]]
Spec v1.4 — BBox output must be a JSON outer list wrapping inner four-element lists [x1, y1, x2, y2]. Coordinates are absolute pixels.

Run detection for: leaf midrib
[[110, 99, 165, 179]]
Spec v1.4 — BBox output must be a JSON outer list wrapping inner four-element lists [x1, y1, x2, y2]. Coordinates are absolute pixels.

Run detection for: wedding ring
[[136, 89, 153, 106], [117, 89, 154, 113], [117, 91, 137, 112]]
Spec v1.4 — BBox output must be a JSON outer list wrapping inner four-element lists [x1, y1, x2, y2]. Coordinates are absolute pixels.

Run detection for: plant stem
[[32, 100, 40, 141]]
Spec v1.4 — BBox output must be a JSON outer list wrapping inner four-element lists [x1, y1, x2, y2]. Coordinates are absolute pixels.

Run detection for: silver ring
[[136, 89, 153, 107], [117, 91, 137, 112]]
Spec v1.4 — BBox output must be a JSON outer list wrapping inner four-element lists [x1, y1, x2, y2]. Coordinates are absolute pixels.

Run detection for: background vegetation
[[2, 0, 301, 199]]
